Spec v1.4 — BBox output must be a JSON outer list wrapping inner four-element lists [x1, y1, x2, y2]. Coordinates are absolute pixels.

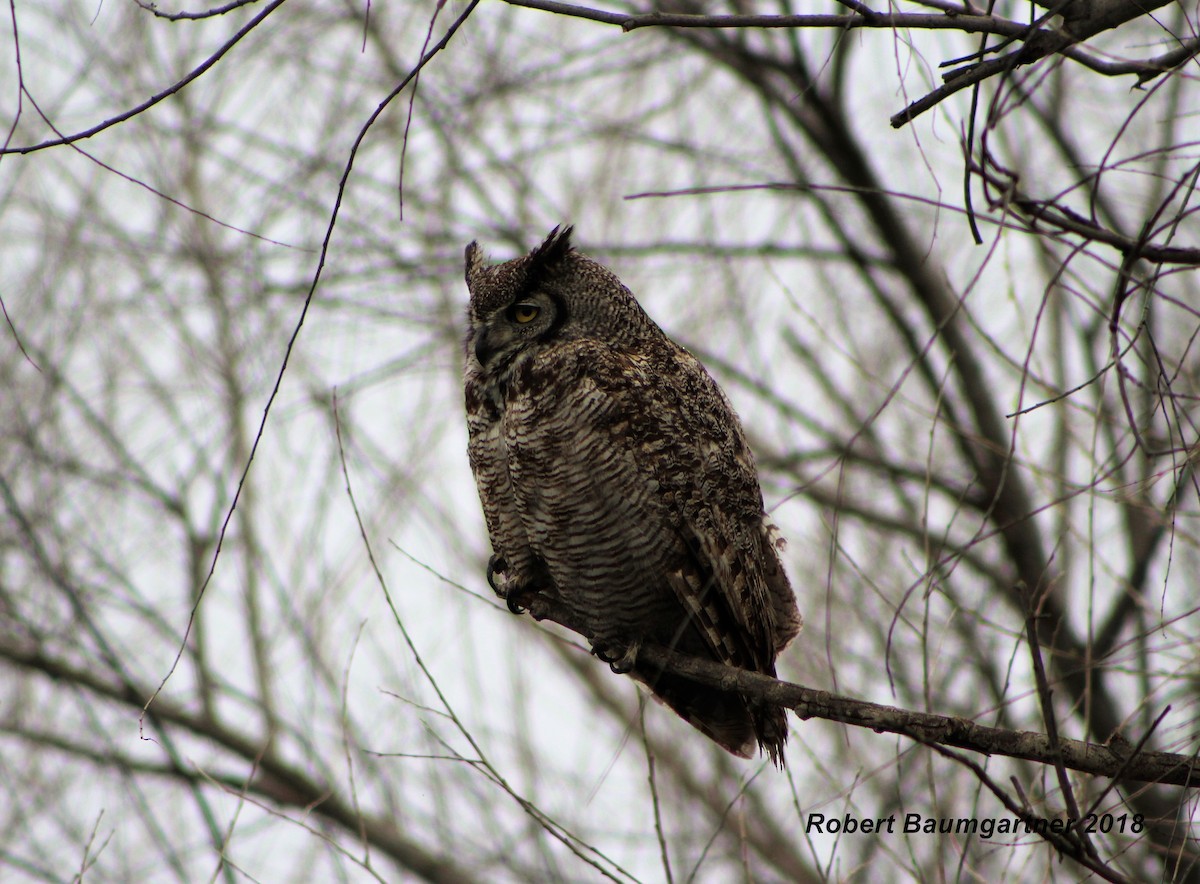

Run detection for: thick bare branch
[[516, 596, 1200, 789]]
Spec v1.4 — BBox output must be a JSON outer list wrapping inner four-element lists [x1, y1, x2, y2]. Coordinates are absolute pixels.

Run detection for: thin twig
[[1023, 591, 1097, 860], [1, 0, 289, 154], [333, 395, 636, 884], [141, 0, 482, 736], [639, 700, 675, 884], [133, 0, 263, 21], [923, 743, 1134, 884]]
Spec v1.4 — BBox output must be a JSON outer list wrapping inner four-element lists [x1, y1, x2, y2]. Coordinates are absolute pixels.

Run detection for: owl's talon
[[593, 640, 639, 674], [487, 555, 542, 616], [504, 584, 539, 616], [486, 555, 507, 595], [505, 587, 542, 616]]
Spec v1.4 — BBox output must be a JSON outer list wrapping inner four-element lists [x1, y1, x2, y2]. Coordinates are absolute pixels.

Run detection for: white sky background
[[1, 1, 1198, 882]]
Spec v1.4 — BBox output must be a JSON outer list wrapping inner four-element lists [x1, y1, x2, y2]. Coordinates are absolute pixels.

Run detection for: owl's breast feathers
[[486, 335, 798, 662]]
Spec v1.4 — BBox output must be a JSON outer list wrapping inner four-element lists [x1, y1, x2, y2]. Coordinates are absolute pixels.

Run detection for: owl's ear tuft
[[530, 225, 574, 268], [464, 241, 486, 289]]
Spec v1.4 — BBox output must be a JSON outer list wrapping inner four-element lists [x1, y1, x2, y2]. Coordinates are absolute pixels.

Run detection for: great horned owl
[[463, 227, 802, 763]]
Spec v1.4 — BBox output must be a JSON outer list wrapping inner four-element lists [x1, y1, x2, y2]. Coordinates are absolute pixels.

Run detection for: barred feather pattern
[[463, 227, 803, 762]]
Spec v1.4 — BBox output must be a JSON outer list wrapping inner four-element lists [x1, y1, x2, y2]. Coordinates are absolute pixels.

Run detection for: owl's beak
[[474, 326, 494, 366]]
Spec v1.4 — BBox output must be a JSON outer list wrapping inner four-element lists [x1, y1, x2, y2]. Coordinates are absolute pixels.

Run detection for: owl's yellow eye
[[507, 303, 541, 324]]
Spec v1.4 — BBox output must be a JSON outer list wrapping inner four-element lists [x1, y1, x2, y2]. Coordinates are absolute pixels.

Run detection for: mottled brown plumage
[[463, 227, 802, 762]]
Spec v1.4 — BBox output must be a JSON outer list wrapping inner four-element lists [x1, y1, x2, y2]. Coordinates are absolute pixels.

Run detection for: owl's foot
[[486, 554, 507, 595], [505, 589, 538, 616], [487, 554, 541, 616], [524, 594, 551, 622], [593, 639, 640, 675]]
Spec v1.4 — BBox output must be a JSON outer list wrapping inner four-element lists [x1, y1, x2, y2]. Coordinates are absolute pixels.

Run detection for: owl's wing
[[654, 347, 794, 674], [635, 344, 801, 763]]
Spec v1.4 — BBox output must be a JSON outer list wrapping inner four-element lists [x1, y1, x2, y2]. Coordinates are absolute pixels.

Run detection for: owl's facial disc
[[474, 290, 559, 366]]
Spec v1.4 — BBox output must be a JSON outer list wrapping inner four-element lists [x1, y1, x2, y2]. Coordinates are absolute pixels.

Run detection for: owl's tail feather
[[634, 668, 788, 766]]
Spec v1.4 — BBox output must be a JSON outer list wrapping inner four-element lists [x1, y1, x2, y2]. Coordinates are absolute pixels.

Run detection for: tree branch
[[970, 158, 1200, 265], [516, 595, 1200, 789], [0, 640, 481, 884], [0, 0, 289, 154], [499, 0, 1187, 129], [503, 0, 1052, 38]]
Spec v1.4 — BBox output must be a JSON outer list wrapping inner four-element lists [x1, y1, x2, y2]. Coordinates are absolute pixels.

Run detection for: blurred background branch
[[1, 1, 1198, 881]]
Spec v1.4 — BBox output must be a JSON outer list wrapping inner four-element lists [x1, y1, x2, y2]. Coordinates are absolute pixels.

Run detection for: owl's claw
[[486, 555, 507, 594], [593, 640, 640, 674], [505, 584, 543, 616], [487, 555, 539, 616]]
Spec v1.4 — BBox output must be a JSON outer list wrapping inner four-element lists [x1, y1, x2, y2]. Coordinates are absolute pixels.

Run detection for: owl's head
[[464, 226, 657, 369]]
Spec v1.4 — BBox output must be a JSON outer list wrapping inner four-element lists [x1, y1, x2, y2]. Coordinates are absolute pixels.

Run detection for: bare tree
[[1, 1, 1198, 881]]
